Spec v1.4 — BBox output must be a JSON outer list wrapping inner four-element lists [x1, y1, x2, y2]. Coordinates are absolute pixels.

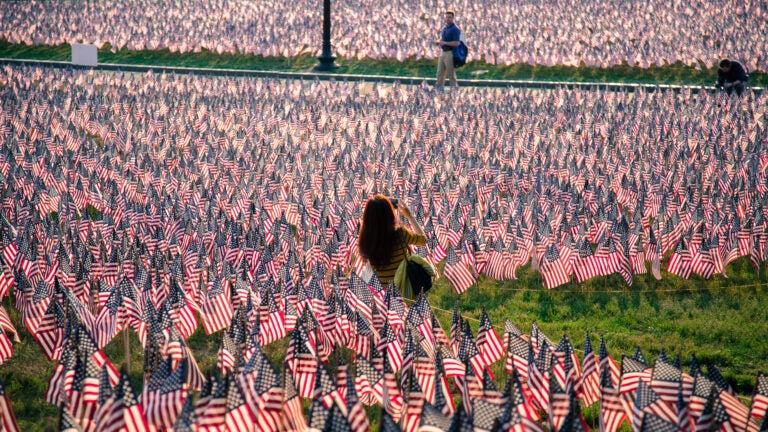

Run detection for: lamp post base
[[315, 54, 339, 71]]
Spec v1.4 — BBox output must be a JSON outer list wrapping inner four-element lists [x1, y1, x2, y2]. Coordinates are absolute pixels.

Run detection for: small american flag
[[443, 245, 475, 294], [99, 370, 149, 432], [0, 378, 20, 432]]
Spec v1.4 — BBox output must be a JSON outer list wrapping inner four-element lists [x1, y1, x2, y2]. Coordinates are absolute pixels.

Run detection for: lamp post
[[315, 0, 338, 71]]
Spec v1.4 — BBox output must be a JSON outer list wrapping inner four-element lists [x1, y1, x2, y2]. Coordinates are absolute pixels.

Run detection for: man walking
[[435, 10, 461, 90]]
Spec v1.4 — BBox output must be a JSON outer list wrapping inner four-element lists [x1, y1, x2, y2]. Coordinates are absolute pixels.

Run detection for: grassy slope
[[1, 39, 766, 430], [1, 40, 766, 87], [1, 258, 766, 430]]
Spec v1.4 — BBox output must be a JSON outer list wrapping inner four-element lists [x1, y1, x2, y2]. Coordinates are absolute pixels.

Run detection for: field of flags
[[0, 63, 766, 430], [1, 0, 767, 72]]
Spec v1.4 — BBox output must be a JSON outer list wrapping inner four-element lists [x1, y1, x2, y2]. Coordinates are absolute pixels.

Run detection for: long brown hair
[[358, 194, 399, 268]]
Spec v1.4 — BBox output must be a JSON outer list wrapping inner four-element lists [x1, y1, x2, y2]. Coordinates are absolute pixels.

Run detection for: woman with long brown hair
[[357, 194, 426, 286]]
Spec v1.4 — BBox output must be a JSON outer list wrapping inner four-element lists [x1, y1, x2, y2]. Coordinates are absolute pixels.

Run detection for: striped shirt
[[372, 227, 427, 284]]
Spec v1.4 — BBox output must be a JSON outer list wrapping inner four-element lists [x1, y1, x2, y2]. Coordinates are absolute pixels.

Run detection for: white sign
[[72, 43, 98, 66]]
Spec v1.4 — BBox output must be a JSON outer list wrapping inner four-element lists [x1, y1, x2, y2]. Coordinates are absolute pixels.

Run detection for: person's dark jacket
[[717, 61, 749, 87]]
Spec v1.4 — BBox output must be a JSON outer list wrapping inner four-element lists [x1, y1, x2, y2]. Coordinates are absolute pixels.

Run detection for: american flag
[[432, 353, 455, 417], [0, 378, 19, 432], [313, 361, 343, 410], [750, 373, 768, 425], [706, 360, 735, 396], [599, 335, 621, 388], [530, 320, 553, 356], [280, 360, 307, 431], [631, 380, 678, 432], [458, 320, 486, 380], [142, 358, 188, 429], [600, 366, 628, 432], [68, 355, 100, 428], [620, 355, 651, 425], [689, 373, 715, 421], [378, 406, 401, 432], [541, 243, 571, 289], [549, 367, 572, 431], [578, 331, 601, 408], [557, 392, 589, 432], [650, 361, 682, 406], [259, 288, 286, 346], [694, 389, 716, 432], [450, 300, 462, 356], [411, 349, 435, 402], [457, 355, 486, 415], [94, 288, 124, 349], [402, 373, 425, 432], [639, 412, 679, 432], [476, 308, 504, 368], [248, 351, 283, 431], [667, 237, 692, 279], [406, 293, 435, 359], [223, 375, 255, 432], [504, 368, 541, 421], [216, 329, 238, 374], [0, 327, 12, 366], [377, 319, 403, 373], [418, 402, 451, 432], [307, 397, 330, 430], [575, 237, 600, 282], [99, 370, 149, 432], [554, 333, 581, 392], [443, 245, 475, 294], [505, 331, 531, 382], [354, 354, 383, 407], [195, 372, 227, 430], [201, 276, 233, 335], [677, 385, 695, 432], [343, 365, 369, 432], [381, 355, 403, 423], [324, 402, 354, 431], [527, 342, 551, 412], [472, 397, 505, 432]]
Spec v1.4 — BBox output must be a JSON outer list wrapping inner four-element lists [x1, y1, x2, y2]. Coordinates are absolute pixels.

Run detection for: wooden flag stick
[[123, 328, 131, 371]]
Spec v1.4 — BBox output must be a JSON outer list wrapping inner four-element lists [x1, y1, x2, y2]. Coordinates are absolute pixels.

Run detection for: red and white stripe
[[579, 350, 601, 407], [200, 289, 233, 335]]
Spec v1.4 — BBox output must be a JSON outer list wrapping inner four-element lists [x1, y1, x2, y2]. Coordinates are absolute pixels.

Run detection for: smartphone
[[390, 198, 399, 208]]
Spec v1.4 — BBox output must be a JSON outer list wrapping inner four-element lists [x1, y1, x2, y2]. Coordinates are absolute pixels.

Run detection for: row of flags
[[1, 65, 766, 296], [0, 65, 766, 429], [0, 0, 766, 71], [3, 275, 768, 432]]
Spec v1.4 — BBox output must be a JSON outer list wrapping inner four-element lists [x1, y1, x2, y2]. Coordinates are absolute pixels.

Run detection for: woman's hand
[[398, 203, 425, 236]]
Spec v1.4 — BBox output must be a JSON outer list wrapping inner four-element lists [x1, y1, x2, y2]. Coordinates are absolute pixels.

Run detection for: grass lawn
[[1, 257, 765, 430], [1, 38, 766, 431], [1, 39, 766, 87]]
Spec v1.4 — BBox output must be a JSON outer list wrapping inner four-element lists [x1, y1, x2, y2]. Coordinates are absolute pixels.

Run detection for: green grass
[[427, 258, 768, 396], [1, 257, 766, 430], [2, 39, 766, 87]]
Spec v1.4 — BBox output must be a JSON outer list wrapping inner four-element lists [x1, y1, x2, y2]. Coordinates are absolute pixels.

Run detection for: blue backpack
[[453, 41, 468, 68]]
